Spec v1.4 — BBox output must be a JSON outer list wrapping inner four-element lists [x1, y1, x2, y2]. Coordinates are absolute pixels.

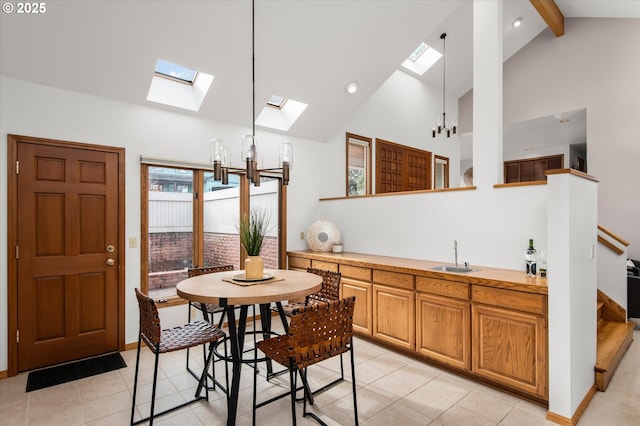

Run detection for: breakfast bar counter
[[288, 250, 549, 404]]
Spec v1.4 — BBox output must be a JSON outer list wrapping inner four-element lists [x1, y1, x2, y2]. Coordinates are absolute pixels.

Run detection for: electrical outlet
[[129, 237, 137, 248], [300, 231, 305, 240]]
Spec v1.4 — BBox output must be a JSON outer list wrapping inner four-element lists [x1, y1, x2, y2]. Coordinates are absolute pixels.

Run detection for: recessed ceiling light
[[345, 81, 358, 94], [512, 17, 523, 28]]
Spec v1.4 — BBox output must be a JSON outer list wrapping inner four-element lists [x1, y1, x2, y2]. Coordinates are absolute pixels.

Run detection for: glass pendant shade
[[279, 141, 292, 185], [279, 141, 293, 167], [241, 135, 256, 161], [211, 138, 224, 180]]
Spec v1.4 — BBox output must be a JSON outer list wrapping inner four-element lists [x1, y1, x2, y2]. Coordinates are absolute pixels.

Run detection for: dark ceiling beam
[[530, 0, 565, 37]]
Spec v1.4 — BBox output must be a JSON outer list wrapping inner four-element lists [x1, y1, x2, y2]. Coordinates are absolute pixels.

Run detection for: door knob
[[106, 258, 115, 266]]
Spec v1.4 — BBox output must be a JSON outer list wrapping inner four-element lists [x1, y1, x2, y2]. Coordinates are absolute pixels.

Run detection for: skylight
[[147, 59, 214, 112], [408, 43, 428, 62], [256, 96, 307, 132], [401, 43, 442, 76], [154, 60, 198, 85], [267, 95, 287, 109]]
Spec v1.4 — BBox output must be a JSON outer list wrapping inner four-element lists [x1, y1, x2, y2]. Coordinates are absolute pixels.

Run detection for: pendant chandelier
[[432, 32, 457, 138], [211, 0, 292, 186]]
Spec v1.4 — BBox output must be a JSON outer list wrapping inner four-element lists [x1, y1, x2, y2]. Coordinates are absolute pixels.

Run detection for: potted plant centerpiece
[[239, 208, 271, 279]]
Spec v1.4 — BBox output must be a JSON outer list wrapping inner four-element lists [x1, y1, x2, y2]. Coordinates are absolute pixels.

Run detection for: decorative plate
[[231, 273, 274, 282]]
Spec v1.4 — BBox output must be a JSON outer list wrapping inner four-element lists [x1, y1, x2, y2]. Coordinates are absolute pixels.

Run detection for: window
[[504, 154, 564, 183], [434, 155, 449, 189], [146, 166, 194, 300], [141, 162, 286, 303], [154, 59, 198, 85], [147, 59, 214, 112], [346, 133, 372, 196], [401, 43, 442, 76], [256, 97, 308, 131], [266, 95, 287, 109]]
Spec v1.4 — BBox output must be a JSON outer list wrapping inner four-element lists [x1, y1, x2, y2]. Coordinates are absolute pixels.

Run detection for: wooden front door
[[10, 135, 124, 372]]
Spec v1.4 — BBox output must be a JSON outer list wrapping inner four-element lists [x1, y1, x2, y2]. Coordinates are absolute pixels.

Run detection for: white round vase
[[306, 219, 341, 252]]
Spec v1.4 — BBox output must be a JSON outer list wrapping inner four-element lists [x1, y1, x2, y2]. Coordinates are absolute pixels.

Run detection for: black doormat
[[26, 352, 127, 392]]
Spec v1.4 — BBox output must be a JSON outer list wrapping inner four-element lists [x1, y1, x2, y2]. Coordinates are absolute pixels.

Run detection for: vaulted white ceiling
[[1, 1, 636, 142]]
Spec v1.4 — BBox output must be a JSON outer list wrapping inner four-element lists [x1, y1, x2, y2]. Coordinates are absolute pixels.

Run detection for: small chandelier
[[211, 0, 292, 186], [432, 32, 457, 138]]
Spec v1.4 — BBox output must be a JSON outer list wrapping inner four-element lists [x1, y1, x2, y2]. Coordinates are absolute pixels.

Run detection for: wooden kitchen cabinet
[[287, 251, 549, 402], [416, 276, 470, 370], [472, 286, 548, 399], [340, 264, 372, 335], [373, 270, 415, 350]]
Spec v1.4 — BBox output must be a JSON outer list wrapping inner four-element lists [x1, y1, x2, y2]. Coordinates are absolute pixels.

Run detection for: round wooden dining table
[[177, 268, 322, 426]]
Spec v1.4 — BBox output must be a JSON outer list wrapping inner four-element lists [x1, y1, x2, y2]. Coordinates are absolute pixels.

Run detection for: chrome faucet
[[454, 240, 458, 267]]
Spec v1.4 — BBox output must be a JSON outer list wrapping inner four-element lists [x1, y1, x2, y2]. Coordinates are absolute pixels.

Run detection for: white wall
[[0, 76, 327, 371], [547, 172, 598, 419], [503, 18, 640, 259]]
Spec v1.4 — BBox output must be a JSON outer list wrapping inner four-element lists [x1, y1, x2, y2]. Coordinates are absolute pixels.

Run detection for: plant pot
[[245, 255, 264, 279]]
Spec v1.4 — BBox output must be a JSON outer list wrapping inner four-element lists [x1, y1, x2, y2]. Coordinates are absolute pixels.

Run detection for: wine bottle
[[525, 239, 537, 277]]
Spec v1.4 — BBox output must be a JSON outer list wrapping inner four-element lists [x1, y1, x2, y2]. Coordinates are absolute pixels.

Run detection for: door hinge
[[16, 160, 19, 174], [16, 330, 19, 344], [15, 245, 19, 259], [194, 191, 198, 199]]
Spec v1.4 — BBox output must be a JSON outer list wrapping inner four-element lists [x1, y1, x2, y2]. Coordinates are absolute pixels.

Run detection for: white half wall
[[547, 171, 598, 420]]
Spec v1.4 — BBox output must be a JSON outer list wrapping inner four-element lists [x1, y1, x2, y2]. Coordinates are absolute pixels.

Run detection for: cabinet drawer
[[416, 277, 469, 300], [288, 256, 310, 270], [373, 270, 414, 290], [311, 260, 338, 272], [472, 286, 546, 315], [340, 264, 371, 282]]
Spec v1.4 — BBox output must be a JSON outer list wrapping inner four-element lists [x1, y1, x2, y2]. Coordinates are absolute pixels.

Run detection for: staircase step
[[595, 320, 634, 391]]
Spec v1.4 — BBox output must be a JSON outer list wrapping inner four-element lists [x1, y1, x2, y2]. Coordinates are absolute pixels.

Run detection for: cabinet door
[[373, 284, 415, 350], [417, 293, 470, 370], [472, 304, 547, 399], [342, 278, 372, 335]]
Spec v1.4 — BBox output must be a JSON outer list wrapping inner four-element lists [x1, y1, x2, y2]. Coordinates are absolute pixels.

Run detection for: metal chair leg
[[350, 342, 358, 425], [130, 337, 142, 426], [149, 346, 161, 426], [290, 366, 297, 426]]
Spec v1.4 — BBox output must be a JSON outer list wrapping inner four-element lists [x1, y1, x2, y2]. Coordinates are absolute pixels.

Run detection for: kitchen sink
[[431, 265, 478, 273]]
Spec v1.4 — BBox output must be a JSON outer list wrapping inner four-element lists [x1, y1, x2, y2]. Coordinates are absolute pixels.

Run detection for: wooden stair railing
[[597, 225, 630, 256], [595, 290, 634, 391]]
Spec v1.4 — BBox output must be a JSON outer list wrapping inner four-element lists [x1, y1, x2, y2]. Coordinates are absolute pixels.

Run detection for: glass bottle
[[525, 239, 537, 277]]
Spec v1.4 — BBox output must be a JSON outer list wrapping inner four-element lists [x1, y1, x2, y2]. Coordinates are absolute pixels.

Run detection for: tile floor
[[1, 327, 639, 425]]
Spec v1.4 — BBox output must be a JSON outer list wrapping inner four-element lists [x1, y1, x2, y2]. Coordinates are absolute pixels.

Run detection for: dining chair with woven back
[[131, 288, 227, 426], [277, 267, 342, 317], [273, 267, 344, 400], [254, 296, 358, 425], [185, 264, 234, 391]]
